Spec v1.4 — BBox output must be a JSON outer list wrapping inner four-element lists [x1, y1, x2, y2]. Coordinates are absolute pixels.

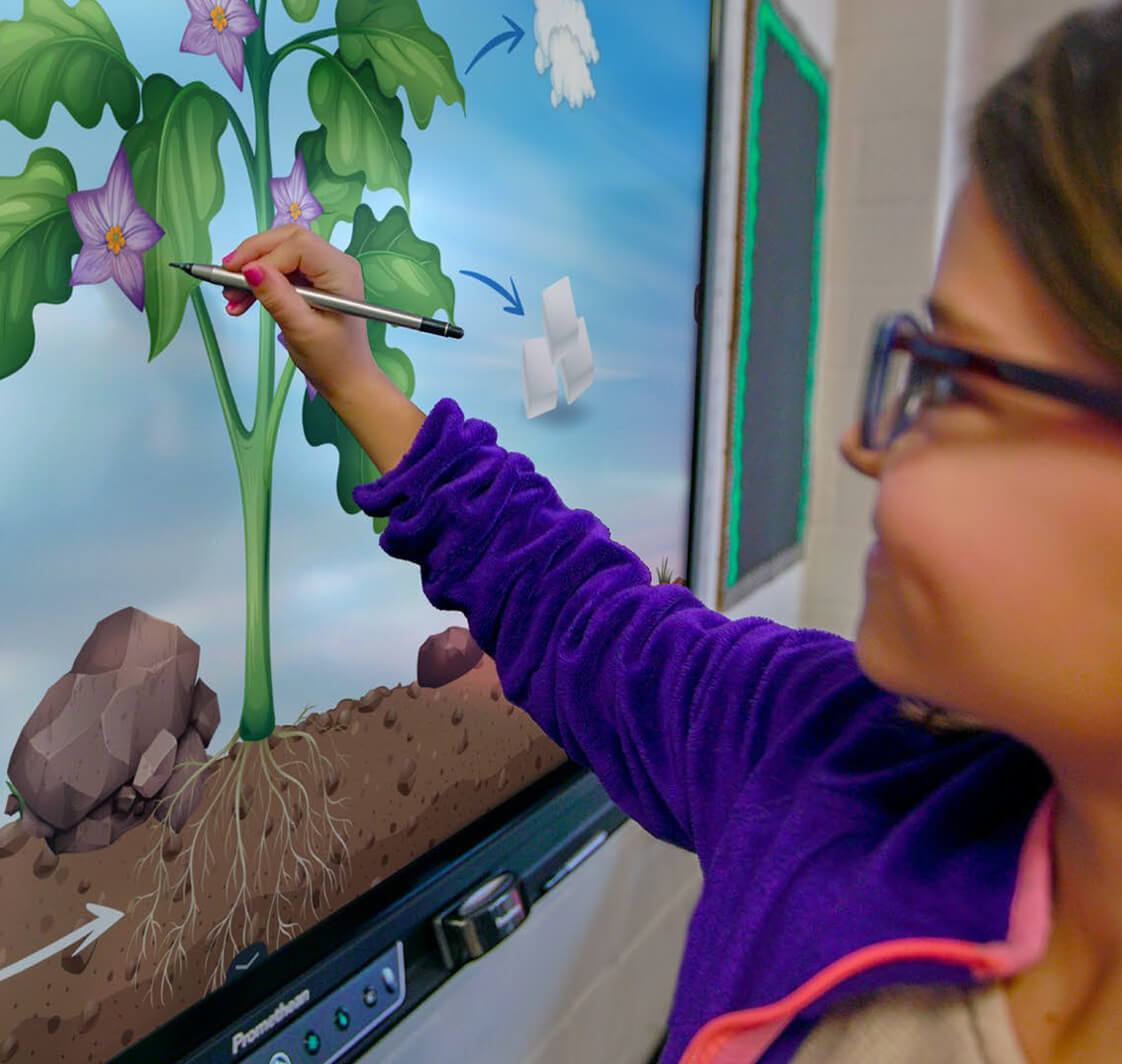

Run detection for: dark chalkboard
[[723, 0, 828, 605]]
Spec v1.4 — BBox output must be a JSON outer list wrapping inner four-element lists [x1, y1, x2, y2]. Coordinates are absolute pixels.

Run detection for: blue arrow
[[460, 270, 524, 316], [464, 16, 525, 75]]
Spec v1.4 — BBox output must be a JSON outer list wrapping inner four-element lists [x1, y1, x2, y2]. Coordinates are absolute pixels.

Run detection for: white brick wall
[[801, 0, 952, 636]]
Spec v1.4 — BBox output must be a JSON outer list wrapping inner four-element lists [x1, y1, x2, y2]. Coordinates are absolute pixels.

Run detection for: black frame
[[863, 312, 1122, 450], [111, 762, 628, 1064]]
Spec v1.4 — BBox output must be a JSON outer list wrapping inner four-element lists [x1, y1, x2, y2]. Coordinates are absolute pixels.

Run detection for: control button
[[381, 965, 398, 994], [334, 1007, 351, 1031], [226, 942, 268, 985], [303, 1030, 322, 1056], [362, 985, 378, 1007]]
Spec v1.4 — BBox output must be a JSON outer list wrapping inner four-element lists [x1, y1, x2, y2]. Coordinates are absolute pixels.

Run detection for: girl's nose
[[839, 421, 883, 479]]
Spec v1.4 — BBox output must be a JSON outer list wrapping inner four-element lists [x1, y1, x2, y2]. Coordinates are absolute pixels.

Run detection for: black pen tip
[[448, 324, 464, 340], [169, 262, 189, 270]]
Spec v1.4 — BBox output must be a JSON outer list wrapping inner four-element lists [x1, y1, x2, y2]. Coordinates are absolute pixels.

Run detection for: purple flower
[[181, 0, 260, 91], [277, 332, 318, 402], [270, 153, 323, 230], [67, 146, 165, 312]]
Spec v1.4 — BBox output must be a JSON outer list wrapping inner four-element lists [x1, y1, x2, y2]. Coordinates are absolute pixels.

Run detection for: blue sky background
[[0, 0, 710, 760]]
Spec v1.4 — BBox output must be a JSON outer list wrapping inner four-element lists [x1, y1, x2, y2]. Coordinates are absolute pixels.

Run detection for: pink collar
[[679, 787, 1058, 1064]]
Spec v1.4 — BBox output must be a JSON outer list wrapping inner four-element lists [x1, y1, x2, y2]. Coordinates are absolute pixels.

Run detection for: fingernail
[[243, 264, 263, 286], [222, 253, 234, 265], [226, 300, 239, 313]]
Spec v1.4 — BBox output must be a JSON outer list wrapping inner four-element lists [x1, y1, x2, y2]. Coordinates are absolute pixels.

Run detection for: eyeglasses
[[860, 312, 1122, 451]]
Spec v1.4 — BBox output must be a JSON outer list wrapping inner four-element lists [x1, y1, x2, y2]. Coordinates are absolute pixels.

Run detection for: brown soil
[[0, 655, 567, 1063]]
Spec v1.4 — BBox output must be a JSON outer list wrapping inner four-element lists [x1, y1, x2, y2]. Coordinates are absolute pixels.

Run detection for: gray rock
[[189, 680, 220, 745], [113, 786, 138, 816], [417, 626, 483, 688], [153, 726, 209, 833], [133, 730, 177, 798], [7, 607, 220, 853], [18, 805, 54, 839], [32, 844, 58, 876], [52, 801, 112, 853]]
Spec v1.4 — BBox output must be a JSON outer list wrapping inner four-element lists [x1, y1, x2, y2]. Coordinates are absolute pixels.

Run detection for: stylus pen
[[169, 262, 464, 340]]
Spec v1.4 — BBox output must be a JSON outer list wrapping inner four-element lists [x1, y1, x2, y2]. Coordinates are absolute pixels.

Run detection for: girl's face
[[840, 173, 1122, 781]]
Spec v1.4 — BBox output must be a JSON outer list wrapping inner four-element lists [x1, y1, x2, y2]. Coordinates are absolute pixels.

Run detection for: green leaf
[[335, 0, 464, 129], [282, 0, 320, 22], [302, 382, 388, 533], [369, 323, 415, 398], [0, 0, 140, 138], [346, 203, 455, 320], [0, 148, 83, 382], [308, 53, 411, 208], [302, 322, 412, 534], [295, 126, 365, 242], [122, 75, 227, 361]]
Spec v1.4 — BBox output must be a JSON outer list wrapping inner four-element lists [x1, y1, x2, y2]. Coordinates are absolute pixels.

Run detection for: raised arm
[[222, 230, 879, 861], [348, 396, 874, 860]]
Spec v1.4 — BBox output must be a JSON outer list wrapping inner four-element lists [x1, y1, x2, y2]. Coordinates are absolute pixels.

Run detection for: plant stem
[[191, 289, 248, 442], [237, 431, 276, 740], [233, 23, 282, 742], [268, 26, 377, 76], [189, 283, 281, 741], [213, 14, 345, 741]]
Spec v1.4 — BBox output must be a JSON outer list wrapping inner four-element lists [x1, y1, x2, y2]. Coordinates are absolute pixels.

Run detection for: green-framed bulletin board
[[722, 0, 829, 608]]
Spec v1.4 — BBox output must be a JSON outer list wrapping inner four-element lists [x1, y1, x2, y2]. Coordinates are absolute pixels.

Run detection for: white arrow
[[0, 903, 124, 982]]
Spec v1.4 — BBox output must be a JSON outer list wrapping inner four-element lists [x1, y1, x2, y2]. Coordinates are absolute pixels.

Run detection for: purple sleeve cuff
[[350, 396, 470, 519]]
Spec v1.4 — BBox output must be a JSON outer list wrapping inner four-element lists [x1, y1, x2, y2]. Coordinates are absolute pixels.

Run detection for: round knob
[[439, 872, 528, 963]]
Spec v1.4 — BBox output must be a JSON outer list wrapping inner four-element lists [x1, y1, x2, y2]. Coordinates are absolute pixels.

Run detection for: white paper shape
[[541, 276, 579, 354], [522, 336, 558, 418], [558, 318, 593, 403]]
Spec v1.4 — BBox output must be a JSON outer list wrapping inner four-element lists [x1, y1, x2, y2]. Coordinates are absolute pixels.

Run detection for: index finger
[[222, 223, 305, 272], [223, 226, 357, 299]]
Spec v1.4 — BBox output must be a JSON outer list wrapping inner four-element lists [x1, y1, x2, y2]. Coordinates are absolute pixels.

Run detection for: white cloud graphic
[[533, 0, 599, 108]]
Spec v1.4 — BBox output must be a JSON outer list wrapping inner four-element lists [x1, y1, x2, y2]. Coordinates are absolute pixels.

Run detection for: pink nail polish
[[244, 264, 263, 286]]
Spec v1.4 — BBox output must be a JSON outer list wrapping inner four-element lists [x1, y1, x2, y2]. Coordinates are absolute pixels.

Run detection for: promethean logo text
[[230, 989, 311, 1057]]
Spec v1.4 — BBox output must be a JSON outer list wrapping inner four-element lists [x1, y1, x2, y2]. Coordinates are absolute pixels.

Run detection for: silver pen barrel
[[189, 263, 425, 331]]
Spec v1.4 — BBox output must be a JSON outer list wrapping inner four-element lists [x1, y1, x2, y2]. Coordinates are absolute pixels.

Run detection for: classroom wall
[[799, 0, 950, 636]]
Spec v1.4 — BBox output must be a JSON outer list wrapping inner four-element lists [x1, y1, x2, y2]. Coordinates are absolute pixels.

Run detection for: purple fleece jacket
[[351, 398, 1053, 1064]]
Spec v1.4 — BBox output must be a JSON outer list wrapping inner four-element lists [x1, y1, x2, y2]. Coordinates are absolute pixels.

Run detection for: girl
[[220, 6, 1122, 1061]]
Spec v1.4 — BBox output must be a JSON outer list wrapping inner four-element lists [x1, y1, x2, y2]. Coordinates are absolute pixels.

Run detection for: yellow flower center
[[105, 225, 126, 255], [289, 202, 302, 220], [210, 6, 228, 32]]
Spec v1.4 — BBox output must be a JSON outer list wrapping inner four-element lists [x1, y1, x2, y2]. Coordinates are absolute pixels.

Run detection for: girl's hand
[[221, 224, 385, 403]]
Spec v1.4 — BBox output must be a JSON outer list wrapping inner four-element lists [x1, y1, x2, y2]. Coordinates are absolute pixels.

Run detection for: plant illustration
[[0, 0, 463, 998]]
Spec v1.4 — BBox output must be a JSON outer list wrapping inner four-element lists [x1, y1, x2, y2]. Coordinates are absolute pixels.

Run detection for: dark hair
[[971, 3, 1122, 364]]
